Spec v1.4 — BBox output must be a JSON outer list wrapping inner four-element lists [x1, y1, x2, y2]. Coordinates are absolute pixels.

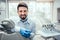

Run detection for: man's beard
[[20, 14, 27, 20]]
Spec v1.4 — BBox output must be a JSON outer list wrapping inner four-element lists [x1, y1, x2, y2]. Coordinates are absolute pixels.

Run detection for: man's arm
[[30, 23, 36, 38]]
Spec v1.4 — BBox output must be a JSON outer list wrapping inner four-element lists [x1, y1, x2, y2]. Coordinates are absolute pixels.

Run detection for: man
[[10, 2, 36, 40]]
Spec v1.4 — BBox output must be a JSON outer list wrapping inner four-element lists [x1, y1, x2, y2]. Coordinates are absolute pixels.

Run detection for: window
[[9, 1, 53, 29]]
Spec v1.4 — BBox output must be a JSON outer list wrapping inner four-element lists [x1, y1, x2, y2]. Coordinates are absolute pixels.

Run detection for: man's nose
[[21, 12, 24, 14]]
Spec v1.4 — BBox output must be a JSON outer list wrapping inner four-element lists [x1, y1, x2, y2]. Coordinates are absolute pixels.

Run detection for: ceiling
[[7, 0, 53, 1]]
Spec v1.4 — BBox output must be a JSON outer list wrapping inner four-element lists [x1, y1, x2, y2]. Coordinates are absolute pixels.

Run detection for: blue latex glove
[[20, 28, 31, 38]]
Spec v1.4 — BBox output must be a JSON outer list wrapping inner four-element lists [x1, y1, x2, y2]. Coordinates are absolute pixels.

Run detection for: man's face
[[17, 7, 28, 20]]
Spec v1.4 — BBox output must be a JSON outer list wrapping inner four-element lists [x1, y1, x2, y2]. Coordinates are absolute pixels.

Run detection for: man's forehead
[[19, 7, 28, 10]]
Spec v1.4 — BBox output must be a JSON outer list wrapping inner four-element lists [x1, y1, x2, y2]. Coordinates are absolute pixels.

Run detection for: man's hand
[[20, 28, 31, 38]]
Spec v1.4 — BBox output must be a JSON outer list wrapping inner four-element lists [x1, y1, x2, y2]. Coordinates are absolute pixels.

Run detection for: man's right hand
[[20, 28, 31, 38]]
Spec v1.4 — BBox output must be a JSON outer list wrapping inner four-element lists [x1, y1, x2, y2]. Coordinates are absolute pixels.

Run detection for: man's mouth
[[20, 15, 27, 20], [21, 15, 26, 17]]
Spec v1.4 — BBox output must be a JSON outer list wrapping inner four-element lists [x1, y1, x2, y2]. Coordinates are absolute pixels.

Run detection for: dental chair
[[0, 19, 21, 40]]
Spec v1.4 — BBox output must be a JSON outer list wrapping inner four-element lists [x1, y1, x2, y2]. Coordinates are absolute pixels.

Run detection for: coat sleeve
[[30, 22, 36, 38]]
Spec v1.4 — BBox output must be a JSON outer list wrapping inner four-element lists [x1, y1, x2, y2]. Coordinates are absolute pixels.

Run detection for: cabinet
[[57, 8, 60, 23]]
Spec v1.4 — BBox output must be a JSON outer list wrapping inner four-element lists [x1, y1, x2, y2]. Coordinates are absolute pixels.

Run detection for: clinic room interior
[[0, 0, 60, 40]]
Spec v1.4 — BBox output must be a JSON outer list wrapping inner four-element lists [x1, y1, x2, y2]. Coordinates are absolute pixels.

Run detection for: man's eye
[[20, 11, 22, 12], [24, 10, 26, 12]]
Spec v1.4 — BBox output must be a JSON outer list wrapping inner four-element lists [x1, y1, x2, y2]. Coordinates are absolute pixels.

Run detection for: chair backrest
[[0, 33, 3, 40], [0, 31, 6, 40], [1, 33, 20, 40]]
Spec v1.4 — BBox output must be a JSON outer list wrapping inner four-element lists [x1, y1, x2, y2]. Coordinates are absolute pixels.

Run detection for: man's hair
[[17, 2, 28, 10]]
